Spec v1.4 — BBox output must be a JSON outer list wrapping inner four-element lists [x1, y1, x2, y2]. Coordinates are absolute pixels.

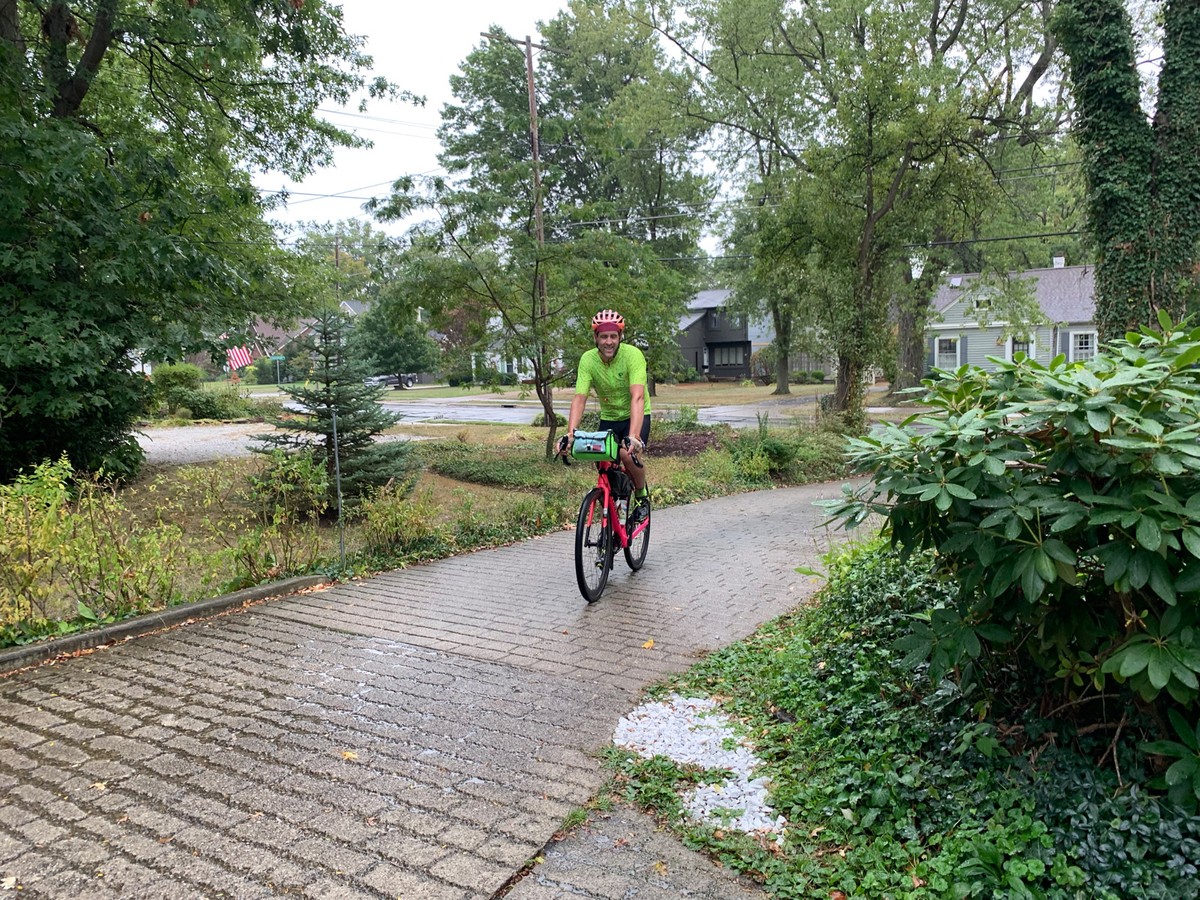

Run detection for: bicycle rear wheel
[[575, 488, 612, 602], [623, 495, 651, 571]]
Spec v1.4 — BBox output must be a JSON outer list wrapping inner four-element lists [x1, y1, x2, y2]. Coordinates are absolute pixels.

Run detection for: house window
[[936, 337, 960, 369], [713, 346, 743, 366], [1071, 331, 1097, 362], [710, 310, 723, 328], [1009, 336, 1033, 361]]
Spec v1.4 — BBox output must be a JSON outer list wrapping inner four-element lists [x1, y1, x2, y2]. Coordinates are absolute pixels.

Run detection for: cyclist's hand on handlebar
[[625, 436, 644, 455], [556, 434, 570, 456]]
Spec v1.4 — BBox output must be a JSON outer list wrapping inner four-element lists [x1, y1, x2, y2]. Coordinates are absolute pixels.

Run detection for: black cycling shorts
[[600, 416, 651, 448]]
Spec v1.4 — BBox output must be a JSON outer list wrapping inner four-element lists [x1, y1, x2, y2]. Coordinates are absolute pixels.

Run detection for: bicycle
[[559, 430, 651, 602]]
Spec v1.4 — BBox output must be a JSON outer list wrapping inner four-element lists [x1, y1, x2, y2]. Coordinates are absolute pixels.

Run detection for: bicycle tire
[[575, 488, 612, 602], [624, 495, 651, 571]]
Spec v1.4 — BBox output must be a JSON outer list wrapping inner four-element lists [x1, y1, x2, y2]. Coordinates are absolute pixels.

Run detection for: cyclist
[[558, 309, 651, 524]]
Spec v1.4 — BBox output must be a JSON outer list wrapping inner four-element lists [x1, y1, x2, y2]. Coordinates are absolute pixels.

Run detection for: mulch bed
[[650, 431, 724, 456]]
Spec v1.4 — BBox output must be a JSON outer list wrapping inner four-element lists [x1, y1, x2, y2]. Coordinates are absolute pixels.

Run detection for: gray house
[[678, 289, 837, 380], [678, 289, 757, 379], [926, 263, 1098, 373]]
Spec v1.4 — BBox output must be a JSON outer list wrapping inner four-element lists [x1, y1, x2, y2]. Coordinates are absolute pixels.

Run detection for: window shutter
[[1059, 332, 1070, 356], [959, 334, 968, 364], [926, 336, 936, 371]]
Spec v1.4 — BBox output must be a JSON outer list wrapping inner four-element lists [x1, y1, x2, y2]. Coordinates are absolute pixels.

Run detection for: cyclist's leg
[[601, 417, 650, 493]]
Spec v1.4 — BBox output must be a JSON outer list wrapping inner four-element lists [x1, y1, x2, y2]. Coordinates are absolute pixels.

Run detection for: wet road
[[380, 393, 826, 428]]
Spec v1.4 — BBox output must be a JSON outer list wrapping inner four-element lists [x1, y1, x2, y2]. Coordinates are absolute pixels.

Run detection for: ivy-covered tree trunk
[[1056, 0, 1200, 336]]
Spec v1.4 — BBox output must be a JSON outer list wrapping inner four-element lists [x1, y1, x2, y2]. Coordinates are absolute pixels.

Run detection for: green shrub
[[532, 411, 567, 427], [653, 405, 700, 437], [478, 368, 518, 387], [0, 457, 185, 639], [824, 316, 1200, 766], [173, 461, 324, 592], [246, 450, 330, 524], [727, 415, 799, 481], [359, 486, 449, 557], [152, 362, 204, 397], [614, 541, 1200, 897], [810, 369, 826, 382]]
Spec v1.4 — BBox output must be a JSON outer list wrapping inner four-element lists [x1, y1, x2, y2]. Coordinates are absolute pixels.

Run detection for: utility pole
[[524, 35, 547, 308], [480, 31, 557, 305], [480, 31, 566, 459]]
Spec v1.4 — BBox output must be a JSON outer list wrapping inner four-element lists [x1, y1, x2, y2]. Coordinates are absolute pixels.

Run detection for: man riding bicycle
[[558, 309, 651, 524]]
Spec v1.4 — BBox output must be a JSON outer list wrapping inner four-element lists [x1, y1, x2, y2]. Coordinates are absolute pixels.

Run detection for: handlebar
[[622, 436, 644, 469], [556, 432, 643, 468]]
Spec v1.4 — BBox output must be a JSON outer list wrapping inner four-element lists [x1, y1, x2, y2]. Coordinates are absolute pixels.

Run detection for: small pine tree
[[253, 309, 417, 517]]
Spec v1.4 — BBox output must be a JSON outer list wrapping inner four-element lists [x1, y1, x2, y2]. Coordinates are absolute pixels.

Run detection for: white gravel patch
[[613, 694, 787, 835]]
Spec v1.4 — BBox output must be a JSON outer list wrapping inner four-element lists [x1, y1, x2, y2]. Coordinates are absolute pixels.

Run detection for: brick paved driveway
[[0, 485, 846, 899]]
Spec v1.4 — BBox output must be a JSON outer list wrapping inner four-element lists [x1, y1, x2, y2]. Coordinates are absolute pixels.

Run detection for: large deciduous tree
[[377, 3, 709, 457], [646, 0, 1061, 423], [0, 0, 394, 480], [1056, 0, 1200, 337]]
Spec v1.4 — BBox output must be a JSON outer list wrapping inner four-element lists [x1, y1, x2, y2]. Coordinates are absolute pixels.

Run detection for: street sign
[[270, 354, 286, 360]]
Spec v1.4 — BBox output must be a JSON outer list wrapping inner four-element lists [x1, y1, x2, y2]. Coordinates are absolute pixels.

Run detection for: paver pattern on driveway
[[0, 485, 847, 899]]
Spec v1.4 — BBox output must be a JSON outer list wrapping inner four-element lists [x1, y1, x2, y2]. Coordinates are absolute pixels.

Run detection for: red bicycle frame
[[585, 459, 648, 548]]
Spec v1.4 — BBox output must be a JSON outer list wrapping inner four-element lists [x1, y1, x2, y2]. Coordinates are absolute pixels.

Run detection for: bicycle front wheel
[[575, 488, 612, 602], [624, 496, 651, 571]]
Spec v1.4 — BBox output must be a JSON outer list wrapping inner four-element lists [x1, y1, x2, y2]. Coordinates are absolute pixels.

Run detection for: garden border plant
[[823, 314, 1200, 808], [1, 416, 851, 650], [605, 539, 1200, 898]]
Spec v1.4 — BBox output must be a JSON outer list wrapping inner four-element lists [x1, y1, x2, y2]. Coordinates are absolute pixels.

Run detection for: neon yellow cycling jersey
[[574, 343, 651, 420]]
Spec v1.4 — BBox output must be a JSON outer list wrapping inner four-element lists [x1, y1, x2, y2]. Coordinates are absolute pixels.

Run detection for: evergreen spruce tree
[[254, 309, 416, 517]]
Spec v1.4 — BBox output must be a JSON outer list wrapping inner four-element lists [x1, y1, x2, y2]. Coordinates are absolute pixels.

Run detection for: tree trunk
[[834, 354, 856, 409], [894, 302, 923, 393], [0, 0, 23, 51], [770, 304, 790, 395], [48, 0, 118, 119], [774, 348, 790, 394], [534, 353, 559, 461]]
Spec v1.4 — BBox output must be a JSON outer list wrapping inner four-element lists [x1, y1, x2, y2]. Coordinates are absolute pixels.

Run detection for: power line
[[907, 229, 1081, 249]]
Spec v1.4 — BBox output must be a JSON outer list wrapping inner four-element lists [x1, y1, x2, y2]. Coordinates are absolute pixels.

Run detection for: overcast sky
[[257, 0, 570, 235]]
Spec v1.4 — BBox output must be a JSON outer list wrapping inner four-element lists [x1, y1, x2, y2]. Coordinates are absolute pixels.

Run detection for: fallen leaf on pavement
[[642, 639, 655, 649]]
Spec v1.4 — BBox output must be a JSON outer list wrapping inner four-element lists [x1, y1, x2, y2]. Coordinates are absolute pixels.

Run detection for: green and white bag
[[571, 430, 618, 462]]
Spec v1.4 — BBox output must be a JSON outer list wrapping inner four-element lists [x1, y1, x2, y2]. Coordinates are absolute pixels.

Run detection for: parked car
[[365, 373, 417, 389]]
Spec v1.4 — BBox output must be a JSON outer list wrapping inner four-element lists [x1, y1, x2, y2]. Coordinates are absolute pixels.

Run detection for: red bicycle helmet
[[591, 309, 625, 333]]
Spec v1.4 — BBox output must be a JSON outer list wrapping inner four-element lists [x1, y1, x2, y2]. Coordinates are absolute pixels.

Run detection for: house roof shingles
[[678, 289, 732, 332], [934, 264, 1095, 324]]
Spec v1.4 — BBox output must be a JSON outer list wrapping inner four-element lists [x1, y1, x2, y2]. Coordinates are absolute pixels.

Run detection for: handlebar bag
[[571, 430, 618, 462]]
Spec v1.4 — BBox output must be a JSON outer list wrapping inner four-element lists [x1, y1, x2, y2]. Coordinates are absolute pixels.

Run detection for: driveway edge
[[0, 575, 330, 675]]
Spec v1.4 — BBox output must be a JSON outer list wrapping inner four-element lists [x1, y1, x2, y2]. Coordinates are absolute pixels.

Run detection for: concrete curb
[[0, 575, 330, 675]]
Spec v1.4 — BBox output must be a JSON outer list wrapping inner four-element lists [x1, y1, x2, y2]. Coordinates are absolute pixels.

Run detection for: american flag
[[226, 345, 254, 370]]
